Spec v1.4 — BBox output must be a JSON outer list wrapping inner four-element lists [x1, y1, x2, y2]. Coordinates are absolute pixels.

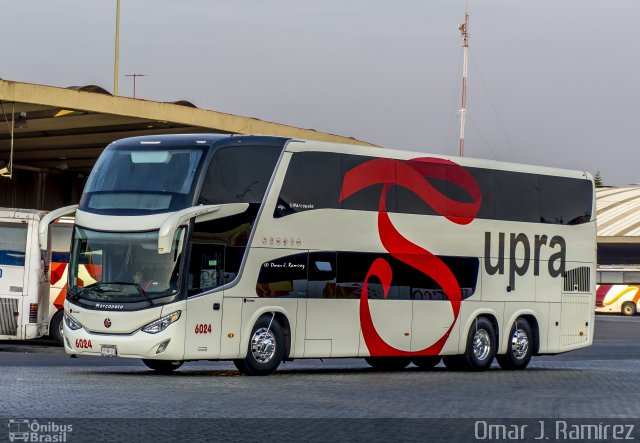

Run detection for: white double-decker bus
[[63, 134, 596, 375]]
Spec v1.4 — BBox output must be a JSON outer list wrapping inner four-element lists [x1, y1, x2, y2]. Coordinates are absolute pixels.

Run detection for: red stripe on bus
[[595, 284, 612, 307], [341, 157, 481, 356]]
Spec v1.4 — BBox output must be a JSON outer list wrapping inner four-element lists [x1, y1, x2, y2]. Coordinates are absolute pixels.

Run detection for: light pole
[[113, 0, 121, 95], [125, 74, 147, 98]]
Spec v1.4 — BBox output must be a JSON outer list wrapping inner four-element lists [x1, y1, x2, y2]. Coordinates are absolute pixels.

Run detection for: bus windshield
[[80, 146, 206, 215], [67, 227, 185, 305]]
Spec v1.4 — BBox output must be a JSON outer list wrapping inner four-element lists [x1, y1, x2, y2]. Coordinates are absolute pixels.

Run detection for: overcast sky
[[2, 0, 638, 185]]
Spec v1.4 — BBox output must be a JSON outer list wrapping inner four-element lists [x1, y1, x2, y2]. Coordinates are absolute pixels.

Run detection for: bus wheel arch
[[445, 314, 498, 371], [234, 312, 287, 376]]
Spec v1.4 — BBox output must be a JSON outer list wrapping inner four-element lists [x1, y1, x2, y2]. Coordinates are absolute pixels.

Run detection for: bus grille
[[563, 266, 590, 292], [0, 298, 19, 336]]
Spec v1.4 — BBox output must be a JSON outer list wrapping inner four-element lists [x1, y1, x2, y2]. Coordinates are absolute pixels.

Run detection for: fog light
[[156, 339, 170, 354], [65, 336, 71, 348]]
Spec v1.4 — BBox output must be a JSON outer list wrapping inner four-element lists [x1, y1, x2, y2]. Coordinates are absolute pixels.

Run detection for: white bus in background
[[63, 134, 596, 375], [0, 207, 76, 345], [596, 266, 640, 316]]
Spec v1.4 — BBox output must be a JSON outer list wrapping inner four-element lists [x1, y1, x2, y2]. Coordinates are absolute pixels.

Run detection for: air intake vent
[[563, 266, 590, 292], [0, 298, 19, 336], [29, 303, 38, 323]]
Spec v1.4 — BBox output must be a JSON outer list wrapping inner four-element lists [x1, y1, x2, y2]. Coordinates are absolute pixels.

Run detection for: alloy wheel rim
[[250, 327, 276, 363], [511, 328, 529, 360], [473, 329, 491, 361]]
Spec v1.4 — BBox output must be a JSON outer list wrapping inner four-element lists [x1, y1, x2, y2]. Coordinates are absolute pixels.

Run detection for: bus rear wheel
[[444, 317, 496, 371], [622, 302, 636, 316], [365, 357, 411, 371], [142, 359, 183, 373], [49, 310, 64, 346], [497, 318, 533, 370], [234, 315, 284, 376]]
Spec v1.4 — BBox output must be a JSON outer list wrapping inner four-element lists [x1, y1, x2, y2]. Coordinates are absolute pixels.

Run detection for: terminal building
[[0, 79, 374, 210], [596, 186, 640, 266]]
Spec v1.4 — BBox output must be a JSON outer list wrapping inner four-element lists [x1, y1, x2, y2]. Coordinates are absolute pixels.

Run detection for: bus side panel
[[219, 296, 242, 359]]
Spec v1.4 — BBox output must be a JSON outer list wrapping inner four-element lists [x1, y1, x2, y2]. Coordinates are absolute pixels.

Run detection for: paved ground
[[1, 314, 639, 442]]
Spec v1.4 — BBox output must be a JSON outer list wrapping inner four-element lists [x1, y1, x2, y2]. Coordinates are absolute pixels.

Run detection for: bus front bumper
[[63, 322, 185, 360]]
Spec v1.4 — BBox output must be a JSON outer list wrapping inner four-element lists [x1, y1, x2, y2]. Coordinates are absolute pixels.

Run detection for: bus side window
[[0, 223, 27, 266], [187, 243, 224, 297], [308, 252, 337, 298], [256, 252, 308, 297]]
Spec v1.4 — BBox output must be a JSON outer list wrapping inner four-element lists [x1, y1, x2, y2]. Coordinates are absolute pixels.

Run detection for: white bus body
[[596, 267, 640, 316], [63, 135, 596, 374], [0, 207, 76, 342]]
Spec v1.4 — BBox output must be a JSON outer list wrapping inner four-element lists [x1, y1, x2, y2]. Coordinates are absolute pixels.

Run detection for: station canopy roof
[[0, 79, 375, 174], [596, 186, 640, 243]]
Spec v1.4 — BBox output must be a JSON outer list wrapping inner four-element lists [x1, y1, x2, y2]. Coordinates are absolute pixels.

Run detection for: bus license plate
[[101, 346, 117, 357]]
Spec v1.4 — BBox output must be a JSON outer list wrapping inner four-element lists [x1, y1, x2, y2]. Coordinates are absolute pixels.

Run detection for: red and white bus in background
[[596, 266, 640, 316], [0, 207, 77, 345], [63, 134, 596, 375]]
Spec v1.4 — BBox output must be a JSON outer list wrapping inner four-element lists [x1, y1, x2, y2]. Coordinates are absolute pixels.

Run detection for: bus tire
[[141, 359, 183, 373], [455, 317, 496, 371], [365, 357, 411, 371], [622, 302, 636, 316], [49, 310, 64, 346], [412, 356, 442, 369], [496, 318, 533, 370], [234, 315, 284, 376]]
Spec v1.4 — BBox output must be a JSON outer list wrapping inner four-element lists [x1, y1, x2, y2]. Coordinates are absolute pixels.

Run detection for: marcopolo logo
[[8, 419, 73, 442]]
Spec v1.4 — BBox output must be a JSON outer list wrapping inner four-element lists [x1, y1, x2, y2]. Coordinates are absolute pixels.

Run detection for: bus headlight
[[64, 312, 83, 331], [141, 311, 181, 334]]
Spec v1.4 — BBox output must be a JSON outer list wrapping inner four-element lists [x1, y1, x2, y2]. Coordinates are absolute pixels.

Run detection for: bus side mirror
[[157, 203, 249, 254], [38, 204, 78, 250]]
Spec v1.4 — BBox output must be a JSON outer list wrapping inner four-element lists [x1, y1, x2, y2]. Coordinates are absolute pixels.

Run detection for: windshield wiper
[[98, 281, 155, 306]]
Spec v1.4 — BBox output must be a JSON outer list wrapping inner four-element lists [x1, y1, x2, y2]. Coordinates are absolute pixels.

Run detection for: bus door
[[183, 242, 225, 359], [0, 219, 29, 338]]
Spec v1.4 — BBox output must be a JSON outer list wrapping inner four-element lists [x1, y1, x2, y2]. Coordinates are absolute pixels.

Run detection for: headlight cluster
[[64, 312, 83, 330], [141, 311, 181, 334]]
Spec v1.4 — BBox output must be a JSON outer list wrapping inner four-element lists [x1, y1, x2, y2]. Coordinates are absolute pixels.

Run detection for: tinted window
[[598, 243, 640, 265], [469, 169, 496, 220], [275, 152, 341, 218], [337, 252, 397, 300], [50, 224, 72, 263], [256, 253, 308, 297], [598, 271, 624, 284], [308, 251, 337, 298], [495, 171, 540, 222], [396, 158, 442, 216], [276, 152, 591, 226], [199, 145, 282, 205], [341, 155, 396, 212], [0, 223, 27, 266], [624, 272, 640, 284], [540, 176, 592, 225]]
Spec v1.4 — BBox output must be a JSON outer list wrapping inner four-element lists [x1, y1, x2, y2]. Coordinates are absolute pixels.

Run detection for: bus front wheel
[[622, 302, 636, 316], [234, 315, 284, 376], [142, 359, 183, 373], [496, 318, 533, 370]]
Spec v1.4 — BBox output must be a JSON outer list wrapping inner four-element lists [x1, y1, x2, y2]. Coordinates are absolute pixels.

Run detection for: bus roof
[[0, 208, 46, 221], [105, 134, 591, 182]]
